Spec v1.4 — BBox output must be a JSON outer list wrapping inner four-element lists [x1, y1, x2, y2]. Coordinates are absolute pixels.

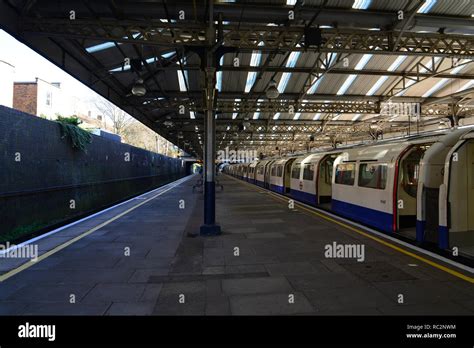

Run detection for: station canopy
[[1, 0, 473, 157]]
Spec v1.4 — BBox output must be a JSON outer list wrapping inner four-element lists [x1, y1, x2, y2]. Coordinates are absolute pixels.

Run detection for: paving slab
[[221, 277, 293, 296], [229, 292, 315, 315]]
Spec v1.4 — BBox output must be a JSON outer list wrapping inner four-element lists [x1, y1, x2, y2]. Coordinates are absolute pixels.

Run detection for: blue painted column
[[200, 63, 221, 236], [200, 0, 221, 236]]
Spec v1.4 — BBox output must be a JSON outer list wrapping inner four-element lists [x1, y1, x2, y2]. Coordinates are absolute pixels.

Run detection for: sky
[[0, 29, 184, 153], [0, 29, 111, 116]]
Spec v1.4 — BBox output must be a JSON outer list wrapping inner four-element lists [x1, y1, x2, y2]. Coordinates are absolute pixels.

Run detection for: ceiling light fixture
[[131, 79, 146, 96], [266, 80, 279, 99]]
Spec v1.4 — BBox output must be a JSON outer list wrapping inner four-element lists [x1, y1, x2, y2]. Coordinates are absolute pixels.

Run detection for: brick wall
[[13, 83, 38, 115]]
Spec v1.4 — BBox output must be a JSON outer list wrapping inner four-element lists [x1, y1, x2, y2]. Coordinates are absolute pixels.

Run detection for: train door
[[468, 142, 474, 233], [284, 158, 296, 193], [395, 145, 428, 239], [264, 161, 273, 189], [317, 154, 337, 208], [446, 140, 474, 257]]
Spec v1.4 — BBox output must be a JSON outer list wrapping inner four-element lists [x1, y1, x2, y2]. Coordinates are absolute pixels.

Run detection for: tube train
[[224, 127, 474, 259]]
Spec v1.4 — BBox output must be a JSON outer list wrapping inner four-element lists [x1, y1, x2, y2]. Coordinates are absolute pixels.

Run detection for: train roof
[[336, 127, 474, 162], [271, 158, 296, 165], [256, 159, 274, 166], [226, 127, 474, 167], [292, 150, 341, 165], [337, 142, 413, 163], [248, 161, 258, 168], [459, 127, 474, 140]]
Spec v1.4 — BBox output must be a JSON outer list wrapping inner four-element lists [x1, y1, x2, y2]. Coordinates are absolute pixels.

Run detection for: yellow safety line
[[228, 175, 474, 284], [0, 181, 183, 282]]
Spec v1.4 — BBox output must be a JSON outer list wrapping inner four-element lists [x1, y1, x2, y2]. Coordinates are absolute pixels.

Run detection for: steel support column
[[200, 1, 221, 236]]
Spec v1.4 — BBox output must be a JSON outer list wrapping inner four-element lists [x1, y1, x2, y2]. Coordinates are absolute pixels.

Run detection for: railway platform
[[0, 174, 473, 316]]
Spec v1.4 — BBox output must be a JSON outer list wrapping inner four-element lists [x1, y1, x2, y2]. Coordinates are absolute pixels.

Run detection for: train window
[[335, 163, 356, 185], [321, 157, 335, 184], [271, 166, 276, 176], [303, 164, 314, 180], [358, 163, 387, 190], [291, 163, 301, 179], [326, 162, 334, 184], [401, 148, 426, 198], [277, 165, 283, 177]]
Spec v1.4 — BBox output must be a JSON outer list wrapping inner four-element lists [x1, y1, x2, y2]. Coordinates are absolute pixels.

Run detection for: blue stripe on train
[[290, 189, 316, 206], [416, 220, 425, 243], [331, 199, 392, 233], [270, 184, 285, 194], [438, 225, 449, 249], [256, 180, 265, 187], [416, 221, 449, 249]]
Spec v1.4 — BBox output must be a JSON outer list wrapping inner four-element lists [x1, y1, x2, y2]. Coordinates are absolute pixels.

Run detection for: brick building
[[13, 78, 63, 118]]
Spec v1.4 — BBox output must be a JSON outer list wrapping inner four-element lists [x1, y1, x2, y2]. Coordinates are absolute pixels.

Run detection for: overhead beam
[[134, 92, 453, 105], [386, 58, 474, 98], [219, 66, 474, 79], [20, 2, 474, 33], [109, 64, 474, 79], [143, 99, 381, 114], [166, 116, 447, 134], [142, 99, 453, 116], [20, 19, 474, 57]]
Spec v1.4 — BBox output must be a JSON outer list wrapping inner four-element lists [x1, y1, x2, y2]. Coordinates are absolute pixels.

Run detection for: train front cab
[[439, 128, 474, 258]]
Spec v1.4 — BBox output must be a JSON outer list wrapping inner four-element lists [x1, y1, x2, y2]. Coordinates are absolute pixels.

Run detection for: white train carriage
[[238, 163, 247, 179], [241, 162, 251, 181], [269, 158, 296, 194], [227, 164, 236, 176], [413, 127, 474, 256], [331, 138, 437, 234], [247, 161, 258, 183], [439, 127, 474, 257], [224, 128, 474, 259], [255, 160, 272, 187], [264, 159, 276, 189], [289, 152, 340, 206], [234, 163, 242, 178]]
